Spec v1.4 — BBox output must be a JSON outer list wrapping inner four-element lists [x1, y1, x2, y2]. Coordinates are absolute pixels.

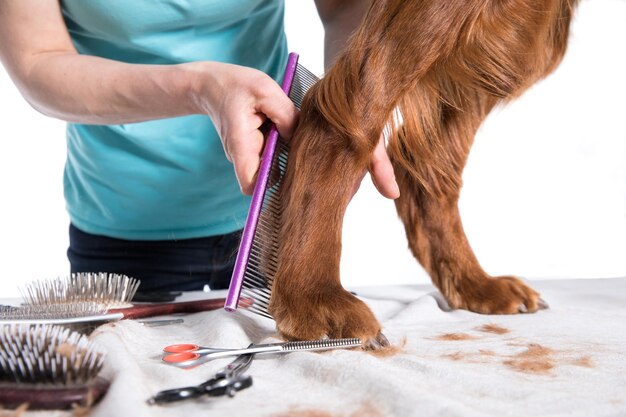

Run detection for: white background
[[0, 0, 624, 297]]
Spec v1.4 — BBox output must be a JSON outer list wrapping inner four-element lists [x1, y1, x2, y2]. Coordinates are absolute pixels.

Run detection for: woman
[[0, 0, 398, 296]]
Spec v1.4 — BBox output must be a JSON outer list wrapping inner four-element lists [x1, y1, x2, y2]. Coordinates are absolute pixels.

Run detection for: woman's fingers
[[368, 135, 400, 199], [255, 84, 299, 140], [228, 127, 265, 195]]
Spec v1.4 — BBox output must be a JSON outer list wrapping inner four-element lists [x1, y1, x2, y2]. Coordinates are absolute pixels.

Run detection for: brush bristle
[[281, 338, 362, 352], [0, 303, 106, 320], [0, 324, 105, 385], [239, 63, 319, 319], [20, 273, 140, 309]]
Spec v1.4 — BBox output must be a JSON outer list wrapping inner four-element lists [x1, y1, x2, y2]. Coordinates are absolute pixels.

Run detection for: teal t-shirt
[[60, 0, 288, 240]]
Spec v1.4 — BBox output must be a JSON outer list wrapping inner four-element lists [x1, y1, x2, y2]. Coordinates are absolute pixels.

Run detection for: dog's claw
[[538, 298, 549, 310], [362, 332, 389, 350], [518, 303, 528, 313], [376, 332, 390, 347]]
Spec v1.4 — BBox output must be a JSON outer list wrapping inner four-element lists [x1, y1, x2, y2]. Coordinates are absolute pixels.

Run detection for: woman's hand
[[187, 61, 399, 199], [186, 62, 299, 195]]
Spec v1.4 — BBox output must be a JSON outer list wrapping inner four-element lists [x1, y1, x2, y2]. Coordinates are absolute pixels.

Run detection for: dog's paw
[[459, 276, 548, 314], [269, 286, 387, 349]]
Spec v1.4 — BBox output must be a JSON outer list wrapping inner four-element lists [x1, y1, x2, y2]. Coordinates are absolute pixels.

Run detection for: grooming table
[[17, 278, 626, 416]]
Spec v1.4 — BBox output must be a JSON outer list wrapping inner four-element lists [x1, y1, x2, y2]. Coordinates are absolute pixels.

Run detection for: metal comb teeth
[[240, 139, 289, 319], [20, 272, 140, 309], [0, 324, 105, 385], [281, 338, 362, 352], [290, 63, 320, 110]]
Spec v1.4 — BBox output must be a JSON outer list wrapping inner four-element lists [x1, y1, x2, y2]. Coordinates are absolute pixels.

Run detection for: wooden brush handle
[[0, 377, 109, 410], [109, 298, 226, 320]]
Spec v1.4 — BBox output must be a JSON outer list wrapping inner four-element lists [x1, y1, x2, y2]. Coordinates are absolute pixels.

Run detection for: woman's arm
[[314, 0, 372, 70], [0, 0, 297, 194], [314, 0, 400, 199]]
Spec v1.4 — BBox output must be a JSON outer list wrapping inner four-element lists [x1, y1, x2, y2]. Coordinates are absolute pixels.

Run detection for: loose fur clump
[[269, 0, 578, 346]]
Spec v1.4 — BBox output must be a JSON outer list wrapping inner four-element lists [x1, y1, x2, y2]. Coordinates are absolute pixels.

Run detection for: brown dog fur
[[269, 0, 578, 347]]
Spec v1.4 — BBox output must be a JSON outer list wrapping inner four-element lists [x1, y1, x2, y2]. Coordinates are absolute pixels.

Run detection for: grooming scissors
[[162, 338, 362, 369], [148, 348, 254, 404]]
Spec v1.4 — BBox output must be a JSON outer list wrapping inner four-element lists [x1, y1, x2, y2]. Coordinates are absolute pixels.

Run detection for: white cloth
[[87, 278, 626, 417]]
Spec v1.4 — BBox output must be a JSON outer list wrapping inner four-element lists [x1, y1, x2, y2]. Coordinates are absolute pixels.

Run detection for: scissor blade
[[214, 344, 255, 379]]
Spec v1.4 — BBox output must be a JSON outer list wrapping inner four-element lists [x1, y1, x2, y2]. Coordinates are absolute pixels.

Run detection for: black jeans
[[67, 224, 241, 294]]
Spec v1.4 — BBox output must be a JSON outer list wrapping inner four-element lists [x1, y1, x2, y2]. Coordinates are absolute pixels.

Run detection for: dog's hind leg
[[386, 0, 578, 314], [389, 85, 545, 314]]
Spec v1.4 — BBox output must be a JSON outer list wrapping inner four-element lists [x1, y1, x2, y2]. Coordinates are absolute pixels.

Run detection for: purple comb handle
[[225, 52, 299, 312]]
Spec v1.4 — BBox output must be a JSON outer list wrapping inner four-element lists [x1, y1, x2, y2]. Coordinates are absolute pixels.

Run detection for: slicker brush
[[0, 324, 109, 410]]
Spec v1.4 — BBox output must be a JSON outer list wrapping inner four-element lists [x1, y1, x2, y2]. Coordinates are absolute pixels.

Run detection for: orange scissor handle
[[163, 351, 200, 363], [161, 343, 241, 365], [163, 344, 199, 353]]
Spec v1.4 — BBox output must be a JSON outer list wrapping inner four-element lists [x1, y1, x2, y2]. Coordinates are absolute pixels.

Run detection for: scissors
[[162, 338, 362, 369], [148, 347, 254, 405]]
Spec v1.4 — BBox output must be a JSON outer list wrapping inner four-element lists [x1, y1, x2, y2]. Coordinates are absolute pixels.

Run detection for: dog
[[268, 0, 578, 348]]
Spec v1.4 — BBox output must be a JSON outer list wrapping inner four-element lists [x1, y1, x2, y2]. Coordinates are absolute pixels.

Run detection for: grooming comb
[[1, 273, 232, 327], [0, 324, 109, 410], [225, 52, 319, 318]]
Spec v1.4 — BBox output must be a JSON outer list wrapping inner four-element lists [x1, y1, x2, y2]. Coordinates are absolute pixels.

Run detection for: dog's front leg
[[268, 96, 388, 348]]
